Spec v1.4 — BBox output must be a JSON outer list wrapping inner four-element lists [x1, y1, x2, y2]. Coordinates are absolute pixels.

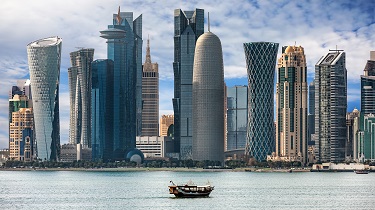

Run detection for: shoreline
[[0, 167, 311, 172]]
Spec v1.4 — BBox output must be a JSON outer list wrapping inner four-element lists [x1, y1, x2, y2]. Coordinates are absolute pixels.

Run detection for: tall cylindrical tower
[[192, 32, 224, 162], [27, 36, 62, 161], [244, 42, 279, 161]]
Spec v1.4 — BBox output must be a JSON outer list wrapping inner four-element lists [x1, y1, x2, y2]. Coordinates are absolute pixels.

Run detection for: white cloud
[[0, 0, 374, 147]]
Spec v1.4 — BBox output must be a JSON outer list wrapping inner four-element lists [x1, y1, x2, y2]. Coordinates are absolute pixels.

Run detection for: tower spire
[[145, 35, 151, 63], [116, 6, 122, 25], [208, 12, 210, 32]]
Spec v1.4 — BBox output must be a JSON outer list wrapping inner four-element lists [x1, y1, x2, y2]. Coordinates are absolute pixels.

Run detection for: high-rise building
[[308, 80, 315, 145], [91, 59, 114, 161], [346, 108, 360, 160], [27, 36, 62, 161], [361, 51, 375, 115], [68, 48, 94, 148], [315, 50, 347, 163], [100, 7, 142, 156], [141, 38, 159, 136], [226, 85, 248, 151], [244, 42, 279, 161], [160, 115, 174, 137], [172, 9, 204, 160], [276, 45, 307, 163], [192, 28, 224, 162], [9, 108, 34, 161], [357, 51, 375, 162], [113, 7, 143, 140], [357, 114, 375, 161]]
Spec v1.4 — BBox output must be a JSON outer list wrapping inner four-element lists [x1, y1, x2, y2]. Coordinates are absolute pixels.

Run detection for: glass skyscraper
[[172, 8, 204, 160], [91, 59, 114, 161], [226, 86, 248, 151], [100, 7, 142, 156], [68, 48, 94, 148], [358, 51, 375, 161], [27, 36, 62, 161], [360, 51, 375, 115], [315, 50, 347, 163], [244, 42, 279, 161]]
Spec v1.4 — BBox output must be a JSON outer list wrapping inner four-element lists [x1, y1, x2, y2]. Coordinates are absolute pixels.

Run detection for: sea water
[[0, 170, 374, 209]]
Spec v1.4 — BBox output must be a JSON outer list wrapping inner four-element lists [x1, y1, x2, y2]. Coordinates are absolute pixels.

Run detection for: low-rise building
[[60, 144, 92, 162]]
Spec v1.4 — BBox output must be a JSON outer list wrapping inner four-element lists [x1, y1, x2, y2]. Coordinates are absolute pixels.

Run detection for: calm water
[[0, 170, 374, 209]]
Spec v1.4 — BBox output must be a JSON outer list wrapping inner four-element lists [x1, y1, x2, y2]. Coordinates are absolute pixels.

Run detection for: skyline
[[0, 0, 374, 149]]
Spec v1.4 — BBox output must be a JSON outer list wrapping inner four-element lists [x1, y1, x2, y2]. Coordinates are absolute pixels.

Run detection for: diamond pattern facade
[[244, 42, 279, 161], [27, 36, 62, 161]]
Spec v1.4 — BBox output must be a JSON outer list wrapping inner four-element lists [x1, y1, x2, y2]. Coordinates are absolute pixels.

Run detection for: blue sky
[[0, 0, 374, 149]]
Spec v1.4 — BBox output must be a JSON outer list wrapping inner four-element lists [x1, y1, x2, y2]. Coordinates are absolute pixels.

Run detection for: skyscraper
[[226, 85, 248, 151], [244, 42, 279, 161], [192, 28, 224, 162], [358, 51, 375, 162], [346, 108, 359, 160], [68, 48, 94, 148], [27, 36, 62, 161], [100, 7, 142, 156], [113, 8, 143, 140], [141, 38, 159, 136], [172, 8, 204, 160], [315, 50, 347, 163], [276, 45, 307, 163], [91, 59, 114, 161], [360, 51, 375, 115], [308, 80, 315, 145]]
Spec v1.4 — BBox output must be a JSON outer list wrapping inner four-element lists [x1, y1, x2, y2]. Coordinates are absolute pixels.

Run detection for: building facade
[[226, 85, 248, 151], [68, 48, 94, 148], [357, 114, 375, 162], [27, 36, 61, 161], [276, 45, 307, 163], [160, 115, 174, 137], [361, 51, 375, 115], [9, 108, 34, 161], [141, 38, 159, 136], [172, 8, 204, 160], [244, 42, 279, 161], [91, 59, 114, 161], [100, 7, 142, 156], [346, 108, 360, 161], [192, 31, 224, 162], [308, 80, 315, 145], [315, 50, 347, 163]]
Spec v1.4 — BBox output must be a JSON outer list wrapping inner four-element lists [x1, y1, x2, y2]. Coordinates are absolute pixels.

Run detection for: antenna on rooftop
[[208, 12, 210, 32], [329, 45, 344, 52]]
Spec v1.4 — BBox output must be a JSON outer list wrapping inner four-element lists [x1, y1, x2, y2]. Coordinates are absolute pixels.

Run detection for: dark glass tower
[[91, 59, 114, 161], [100, 7, 142, 158], [172, 8, 204, 160], [226, 86, 248, 151], [315, 51, 347, 163], [244, 42, 279, 161], [361, 54, 375, 115]]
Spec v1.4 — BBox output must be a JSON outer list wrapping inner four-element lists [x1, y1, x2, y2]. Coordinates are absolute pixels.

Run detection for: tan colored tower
[[160, 115, 174, 137], [141, 37, 159, 136], [276, 45, 307, 163], [9, 108, 34, 161]]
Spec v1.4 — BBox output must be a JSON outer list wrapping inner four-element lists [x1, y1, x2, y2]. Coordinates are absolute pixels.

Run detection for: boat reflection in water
[[168, 180, 214, 198]]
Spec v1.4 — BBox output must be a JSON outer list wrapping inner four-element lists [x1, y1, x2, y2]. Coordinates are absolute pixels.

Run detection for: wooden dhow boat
[[168, 180, 214, 198]]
